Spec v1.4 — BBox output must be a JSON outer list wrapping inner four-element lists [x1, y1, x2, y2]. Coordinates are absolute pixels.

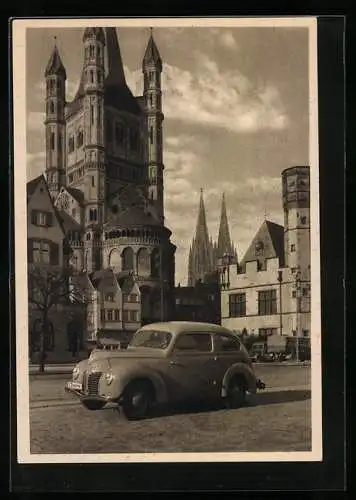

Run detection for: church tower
[[282, 166, 310, 280], [142, 30, 164, 223], [215, 193, 238, 266], [82, 28, 106, 271], [44, 42, 66, 200], [188, 189, 214, 286]]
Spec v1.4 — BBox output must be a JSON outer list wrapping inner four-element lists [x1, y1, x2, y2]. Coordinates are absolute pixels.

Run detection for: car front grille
[[87, 372, 102, 396]]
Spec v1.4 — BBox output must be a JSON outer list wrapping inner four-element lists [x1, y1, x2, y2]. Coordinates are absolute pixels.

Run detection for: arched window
[[109, 248, 121, 269], [137, 248, 150, 276], [90, 70, 94, 83], [122, 247, 134, 271], [77, 130, 84, 148], [150, 248, 160, 278], [50, 132, 55, 151], [86, 233, 91, 241], [50, 101, 55, 114], [67, 320, 83, 357]]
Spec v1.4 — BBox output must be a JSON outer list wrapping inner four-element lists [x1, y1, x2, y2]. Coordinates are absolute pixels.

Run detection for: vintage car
[[65, 321, 265, 420]]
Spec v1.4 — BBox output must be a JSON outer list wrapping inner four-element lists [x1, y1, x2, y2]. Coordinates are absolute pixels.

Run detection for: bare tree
[[28, 266, 91, 373]]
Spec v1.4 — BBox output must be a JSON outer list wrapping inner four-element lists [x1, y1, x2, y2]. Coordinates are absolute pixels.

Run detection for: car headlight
[[104, 372, 114, 385], [72, 366, 80, 380]]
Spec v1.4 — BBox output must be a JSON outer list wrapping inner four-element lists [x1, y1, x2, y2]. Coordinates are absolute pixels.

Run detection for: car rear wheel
[[120, 380, 155, 421], [225, 376, 247, 409], [81, 400, 106, 411]]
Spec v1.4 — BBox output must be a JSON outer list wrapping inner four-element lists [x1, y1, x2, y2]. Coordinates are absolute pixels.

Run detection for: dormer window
[[255, 240, 264, 256]]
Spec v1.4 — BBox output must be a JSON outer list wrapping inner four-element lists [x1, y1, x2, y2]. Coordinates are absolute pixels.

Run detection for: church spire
[[216, 193, 238, 264], [187, 189, 214, 286], [104, 27, 126, 87]]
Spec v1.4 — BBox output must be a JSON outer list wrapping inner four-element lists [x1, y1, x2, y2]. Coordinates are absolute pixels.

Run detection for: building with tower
[[188, 189, 238, 286], [219, 166, 311, 343], [27, 27, 176, 356]]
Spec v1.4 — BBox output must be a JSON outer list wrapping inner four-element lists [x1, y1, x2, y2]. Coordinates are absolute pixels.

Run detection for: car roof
[[138, 321, 237, 336]]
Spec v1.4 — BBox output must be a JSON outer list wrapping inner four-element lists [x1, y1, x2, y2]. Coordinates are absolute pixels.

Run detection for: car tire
[[225, 376, 247, 409], [120, 380, 155, 421], [81, 400, 106, 411]]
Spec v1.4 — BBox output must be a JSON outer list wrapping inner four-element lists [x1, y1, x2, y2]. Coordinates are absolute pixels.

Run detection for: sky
[[26, 25, 309, 286]]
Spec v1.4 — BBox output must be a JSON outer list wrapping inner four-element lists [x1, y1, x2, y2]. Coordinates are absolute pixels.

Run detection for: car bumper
[[64, 381, 115, 404]]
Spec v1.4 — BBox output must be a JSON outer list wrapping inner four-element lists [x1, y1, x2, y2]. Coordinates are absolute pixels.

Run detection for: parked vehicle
[[65, 321, 265, 420]]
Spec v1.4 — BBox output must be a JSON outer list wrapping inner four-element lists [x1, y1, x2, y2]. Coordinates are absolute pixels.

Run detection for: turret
[[44, 41, 66, 199], [142, 29, 164, 223], [282, 166, 310, 279], [82, 27, 106, 271]]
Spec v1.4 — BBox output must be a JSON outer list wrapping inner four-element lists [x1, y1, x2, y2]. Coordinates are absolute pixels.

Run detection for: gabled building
[[27, 175, 87, 362], [220, 166, 311, 341]]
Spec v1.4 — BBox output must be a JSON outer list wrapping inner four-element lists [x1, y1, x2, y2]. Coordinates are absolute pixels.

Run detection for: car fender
[[110, 368, 169, 404], [221, 363, 257, 397]]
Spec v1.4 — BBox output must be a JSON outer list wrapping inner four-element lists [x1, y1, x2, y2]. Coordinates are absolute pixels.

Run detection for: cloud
[[27, 112, 45, 131], [34, 79, 78, 104], [124, 55, 288, 134], [220, 31, 238, 50], [27, 152, 46, 180]]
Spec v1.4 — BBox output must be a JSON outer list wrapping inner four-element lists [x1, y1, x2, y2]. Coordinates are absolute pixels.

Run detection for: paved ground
[[29, 365, 311, 454]]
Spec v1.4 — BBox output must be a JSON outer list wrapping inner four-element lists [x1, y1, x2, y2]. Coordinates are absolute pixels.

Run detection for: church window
[[86, 233, 91, 241], [68, 136, 75, 153], [258, 290, 277, 316], [107, 309, 113, 321], [137, 248, 150, 275], [150, 248, 160, 278], [149, 71, 155, 82], [50, 101, 55, 114], [150, 126, 154, 144], [77, 130, 84, 148], [89, 208, 97, 221], [122, 247, 134, 271], [300, 216, 307, 224], [149, 94, 153, 107], [291, 244, 296, 252], [90, 45, 95, 58], [115, 123, 124, 144], [91, 175, 95, 187], [50, 132, 55, 151], [90, 104, 94, 125], [90, 70, 94, 83], [114, 309, 120, 321]]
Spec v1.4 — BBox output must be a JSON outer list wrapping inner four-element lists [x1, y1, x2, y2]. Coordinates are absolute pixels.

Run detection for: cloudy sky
[[26, 25, 309, 286]]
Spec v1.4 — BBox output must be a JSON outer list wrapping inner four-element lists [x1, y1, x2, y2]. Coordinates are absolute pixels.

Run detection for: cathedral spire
[[143, 28, 162, 72], [216, 193, 237, 264], [187, 189, 214, 286]]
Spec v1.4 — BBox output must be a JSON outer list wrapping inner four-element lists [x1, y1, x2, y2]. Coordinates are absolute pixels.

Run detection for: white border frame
[[13, 16, 322, 464]]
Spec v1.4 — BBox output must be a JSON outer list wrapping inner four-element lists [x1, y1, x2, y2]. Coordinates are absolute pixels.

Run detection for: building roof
[[27, 175, 45, 199], [142, 34, 162, 72], [240, 219, 285, 268], [56, 209, 82, 232], [106, 205, 161, 228], [89, 269, 119, 293], [45, 45, 66, 78], [65, 186, 85, 205]]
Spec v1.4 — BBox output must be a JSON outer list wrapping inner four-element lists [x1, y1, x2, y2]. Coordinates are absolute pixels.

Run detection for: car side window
[[173, 333, 212, 353], [214, 333, 241, 353]]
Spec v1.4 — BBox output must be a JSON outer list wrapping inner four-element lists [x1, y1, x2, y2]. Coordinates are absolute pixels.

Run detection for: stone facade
[[220, 166, 311, 340]]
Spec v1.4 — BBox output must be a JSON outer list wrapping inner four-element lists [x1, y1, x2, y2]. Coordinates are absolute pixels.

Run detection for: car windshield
[[129, 329, 172, 349]]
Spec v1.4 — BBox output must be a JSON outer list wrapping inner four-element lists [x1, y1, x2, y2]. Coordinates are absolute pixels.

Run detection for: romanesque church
[[27, 27, 176, 359]]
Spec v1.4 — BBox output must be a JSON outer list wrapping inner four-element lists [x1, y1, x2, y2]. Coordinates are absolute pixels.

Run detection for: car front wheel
[[225, 376, 247, 409], [120, 380, 154, 421]]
